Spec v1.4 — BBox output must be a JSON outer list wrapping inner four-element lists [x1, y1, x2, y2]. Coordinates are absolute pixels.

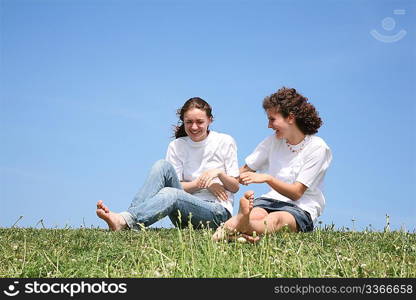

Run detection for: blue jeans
[[119, 160, 231, 230]]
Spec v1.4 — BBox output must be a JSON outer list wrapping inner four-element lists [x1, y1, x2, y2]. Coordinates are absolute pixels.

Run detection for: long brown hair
[[174, 97, 214, 139]]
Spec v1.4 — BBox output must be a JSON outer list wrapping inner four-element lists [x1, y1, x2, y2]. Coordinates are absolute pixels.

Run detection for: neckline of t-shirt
[[282, 135, 314, 154], [286, 135, 312, 148], [186, 131, 216, 147]]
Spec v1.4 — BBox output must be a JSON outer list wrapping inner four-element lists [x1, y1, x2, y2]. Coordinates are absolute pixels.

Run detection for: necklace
[[286, 136, 309, 153]]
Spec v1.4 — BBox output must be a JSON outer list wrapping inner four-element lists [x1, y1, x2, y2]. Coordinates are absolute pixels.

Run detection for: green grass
[[1, 226, 415, 278]]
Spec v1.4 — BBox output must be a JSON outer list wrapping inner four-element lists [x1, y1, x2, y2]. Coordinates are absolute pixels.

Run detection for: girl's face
[[183, 108, 212, 142], [266, 108, 293, 140]]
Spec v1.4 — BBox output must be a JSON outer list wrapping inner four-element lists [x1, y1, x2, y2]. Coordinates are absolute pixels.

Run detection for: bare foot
[[232, 190, 254, 233], [96, 200, 127, 231], [212, 191, 254, 242]]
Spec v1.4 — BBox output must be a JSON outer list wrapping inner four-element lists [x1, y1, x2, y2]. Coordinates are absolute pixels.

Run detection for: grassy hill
[[1, 226, 415, 278]]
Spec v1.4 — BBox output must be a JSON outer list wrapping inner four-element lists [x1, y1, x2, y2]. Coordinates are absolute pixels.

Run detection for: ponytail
[[174, 124, 187, 139]]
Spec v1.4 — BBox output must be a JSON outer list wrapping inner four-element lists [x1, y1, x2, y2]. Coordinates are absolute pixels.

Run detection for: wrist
[[264, 174, 273, 184], [192, 180, 202, 191]]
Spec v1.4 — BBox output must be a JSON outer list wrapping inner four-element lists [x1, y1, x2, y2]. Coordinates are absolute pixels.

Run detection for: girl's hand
[[197, 169, 222, 189], [207, 183, 228, 202], [239, 172, 270, 186]]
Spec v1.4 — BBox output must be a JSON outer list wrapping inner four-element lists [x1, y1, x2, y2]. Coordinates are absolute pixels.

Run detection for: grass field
[[1, 226, 415, 278]]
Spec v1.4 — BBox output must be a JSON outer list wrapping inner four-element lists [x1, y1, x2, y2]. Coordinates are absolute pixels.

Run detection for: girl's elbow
[[291, 190, 304, 201], [291, 194, 301, 201], [232, 185, 240, 194], [292, 191, 305, 201], [232, 178, 240, 193], [291, 183, 307, 201]]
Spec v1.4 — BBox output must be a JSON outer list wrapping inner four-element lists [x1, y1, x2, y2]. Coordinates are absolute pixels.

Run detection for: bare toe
[[244, 190, 255, 199], [97, 200, 103, 209], [96, 201, 126, 231], [239, 192, 254, 216]]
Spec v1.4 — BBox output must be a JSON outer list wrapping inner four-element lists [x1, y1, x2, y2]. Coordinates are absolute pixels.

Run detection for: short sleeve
[[296, 146, 332, 190], [165, 141, 184, 181], [222, 136, 240, 177], [245, 136, 272, 171]]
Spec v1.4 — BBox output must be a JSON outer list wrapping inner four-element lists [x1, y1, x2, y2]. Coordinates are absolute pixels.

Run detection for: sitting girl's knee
[[152, 159, 175, 174], [249, 208, 269, 222], [153, 159, 168, 168]]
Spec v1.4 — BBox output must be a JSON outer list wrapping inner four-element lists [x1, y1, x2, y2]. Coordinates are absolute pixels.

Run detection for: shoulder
[[249, 135, 283, 156], [259, 134, 283, 148], [307, 136, 331, 151], [303, 135, 332, 161], [168, 137, 188, 150], [210, 131, 237, 145]]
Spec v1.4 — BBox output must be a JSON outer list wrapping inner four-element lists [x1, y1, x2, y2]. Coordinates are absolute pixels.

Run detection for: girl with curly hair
[[97, 97, 240, 231], [213, 87, 332, 243]]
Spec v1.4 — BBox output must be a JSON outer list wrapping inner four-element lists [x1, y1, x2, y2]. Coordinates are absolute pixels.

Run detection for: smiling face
[[266, 108, 293, 140], [183, 108, 212, 142]]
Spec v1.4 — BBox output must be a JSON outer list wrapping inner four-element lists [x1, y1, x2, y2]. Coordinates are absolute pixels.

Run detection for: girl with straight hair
[[97, 97, 239, 230]]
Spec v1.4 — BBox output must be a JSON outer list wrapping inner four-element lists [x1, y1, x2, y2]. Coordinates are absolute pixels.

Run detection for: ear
[[287, 113, 296, 124]]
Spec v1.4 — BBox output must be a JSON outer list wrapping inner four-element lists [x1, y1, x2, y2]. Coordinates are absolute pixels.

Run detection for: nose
[[191, 123, 199, 130], [268, 121, 273, 128]]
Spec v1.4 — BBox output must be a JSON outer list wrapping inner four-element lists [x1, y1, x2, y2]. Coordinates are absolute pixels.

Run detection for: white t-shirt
[[245, 134, 332, 222], [166, 131, 240, 214]]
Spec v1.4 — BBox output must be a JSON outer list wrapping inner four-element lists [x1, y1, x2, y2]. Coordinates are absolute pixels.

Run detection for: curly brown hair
[[262, 87, 322, 135]]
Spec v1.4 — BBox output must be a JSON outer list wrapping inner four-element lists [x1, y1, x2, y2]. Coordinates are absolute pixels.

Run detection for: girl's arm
[[264, 176, 307, 201], [217, 172, 240, 193], [180, 181, 201, 194], [196, 169, 239, 194], [181, 171, 240, 194], [239, 167, 307, 201]]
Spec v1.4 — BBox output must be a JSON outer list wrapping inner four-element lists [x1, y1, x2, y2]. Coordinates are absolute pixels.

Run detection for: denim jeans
[[119, 160, 231, 230]]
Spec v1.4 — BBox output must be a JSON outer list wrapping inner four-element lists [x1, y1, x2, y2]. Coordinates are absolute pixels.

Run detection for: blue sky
[[1, 0, 415, 231]]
